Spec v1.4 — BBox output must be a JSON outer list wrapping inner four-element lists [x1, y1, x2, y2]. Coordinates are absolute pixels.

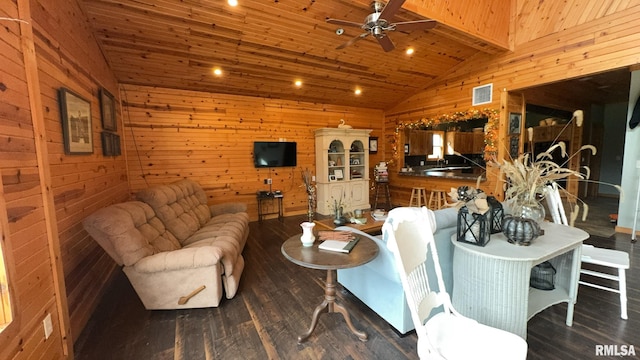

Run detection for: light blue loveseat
[[336, 206, 458, 335]]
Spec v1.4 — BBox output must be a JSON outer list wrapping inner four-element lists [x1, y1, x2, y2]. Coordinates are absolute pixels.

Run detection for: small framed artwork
[[100, 87, 117, 131], [59, 88, 93, 154], [334, 169, 344, 179], [329, 174, 337, 182], [509, 135, 520, 159], [101, 132, 122, 156], [404, 144, 410, 154], [101, 132, 113, 156], [113, 134, 121, 156], [509, 112, 522, 134], [369, 137, 378, 153]]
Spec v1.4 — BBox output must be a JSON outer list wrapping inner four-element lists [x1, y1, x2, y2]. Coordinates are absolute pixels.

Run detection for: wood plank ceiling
[[78, 0, 508, 110], [79, 0, 632, 110]]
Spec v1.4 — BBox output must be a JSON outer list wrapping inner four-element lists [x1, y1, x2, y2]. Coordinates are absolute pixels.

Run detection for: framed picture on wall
[[101, 132, 113, 156], [59, 88, 93, 154], [509, 112, 522, 134], [100, 87, 117, 131], [509, 135, 520, 159], [101, 132, 122, 156], [369, 137, 378, 153]]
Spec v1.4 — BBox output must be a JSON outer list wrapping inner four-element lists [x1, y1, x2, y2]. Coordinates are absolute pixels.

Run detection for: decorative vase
[[333, 206, 346, 226], [513, 194, 546, 224], [300, 222, 316, 247]]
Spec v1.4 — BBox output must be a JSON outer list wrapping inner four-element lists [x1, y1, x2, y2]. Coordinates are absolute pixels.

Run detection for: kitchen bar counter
[[399, 166, 486, 181]]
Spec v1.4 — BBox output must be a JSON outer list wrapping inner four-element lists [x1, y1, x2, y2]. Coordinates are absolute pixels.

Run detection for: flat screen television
[[253, 141, 297, 168]]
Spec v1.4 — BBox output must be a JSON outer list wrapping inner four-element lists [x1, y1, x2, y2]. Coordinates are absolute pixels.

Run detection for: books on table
[[319, 238, 360, 253], [317, 230, 359, 253], [371, 210, 387, 221]]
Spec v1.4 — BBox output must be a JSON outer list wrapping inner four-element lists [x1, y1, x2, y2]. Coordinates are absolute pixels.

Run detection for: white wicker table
[[451, 221, 589, 339]]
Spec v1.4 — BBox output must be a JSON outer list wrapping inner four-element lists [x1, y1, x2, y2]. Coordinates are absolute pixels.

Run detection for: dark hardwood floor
[[75, 206, 639, 359]]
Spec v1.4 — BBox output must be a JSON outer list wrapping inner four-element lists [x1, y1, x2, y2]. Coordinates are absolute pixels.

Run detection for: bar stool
[[373, 181, 391, 211], [428, 189, 449, 210], [409, 187, 428, 207]]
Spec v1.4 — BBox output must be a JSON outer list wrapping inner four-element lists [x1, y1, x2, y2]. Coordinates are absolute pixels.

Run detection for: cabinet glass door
[[349, 140, 365, 180], [328, 140, 345, 181]]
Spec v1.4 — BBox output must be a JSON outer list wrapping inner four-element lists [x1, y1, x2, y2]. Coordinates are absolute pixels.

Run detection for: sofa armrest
[[132, 246, 223, 273], [210, 203, 247, 217], [335, 226, 401, 283]]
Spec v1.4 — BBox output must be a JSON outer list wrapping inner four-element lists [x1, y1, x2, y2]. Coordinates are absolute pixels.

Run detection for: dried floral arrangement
[[301, 168, 316, 221], [490, 110, 622, 225]]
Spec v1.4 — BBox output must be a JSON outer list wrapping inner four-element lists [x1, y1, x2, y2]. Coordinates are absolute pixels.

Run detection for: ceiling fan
[[326, 0, 437, 52]]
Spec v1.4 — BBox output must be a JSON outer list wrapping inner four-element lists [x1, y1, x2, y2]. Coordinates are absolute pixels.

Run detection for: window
[[427, 132, 444, 159], [0, 219, 13, 332]]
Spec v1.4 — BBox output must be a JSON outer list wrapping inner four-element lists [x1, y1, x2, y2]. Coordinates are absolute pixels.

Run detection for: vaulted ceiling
[[79, 0, 510, 110], [79, 0, 631, 110]]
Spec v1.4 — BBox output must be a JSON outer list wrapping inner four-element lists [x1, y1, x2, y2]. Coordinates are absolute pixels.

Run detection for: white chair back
[[545, 182, 630, 319], [383, 207, 449, 356], [384, 206, 528, 359], [546, 182, 568, 225]]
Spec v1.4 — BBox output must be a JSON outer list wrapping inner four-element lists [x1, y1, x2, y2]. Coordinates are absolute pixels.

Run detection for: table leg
[[566, 245, 582, 327], [298, 269, 368, 343]]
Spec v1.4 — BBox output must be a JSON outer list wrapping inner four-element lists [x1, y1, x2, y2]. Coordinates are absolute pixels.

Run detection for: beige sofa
[[83, 179, 249, 309]]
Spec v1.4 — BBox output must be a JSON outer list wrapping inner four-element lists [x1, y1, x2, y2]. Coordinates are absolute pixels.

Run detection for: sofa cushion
[[136, 179, 211, 242], [83, 201, 182, 266], [434, 206, 458, 229]]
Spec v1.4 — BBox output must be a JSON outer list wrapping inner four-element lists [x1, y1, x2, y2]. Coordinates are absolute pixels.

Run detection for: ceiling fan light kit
[[326, 0, 436, 52]]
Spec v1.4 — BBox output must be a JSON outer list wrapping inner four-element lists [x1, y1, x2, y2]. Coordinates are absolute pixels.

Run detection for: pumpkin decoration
[[502, 215, 544, 246]]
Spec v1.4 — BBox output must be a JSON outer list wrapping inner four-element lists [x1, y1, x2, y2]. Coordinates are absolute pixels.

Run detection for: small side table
[[281, 235, 379, 342], [257, 192, 283, 222]]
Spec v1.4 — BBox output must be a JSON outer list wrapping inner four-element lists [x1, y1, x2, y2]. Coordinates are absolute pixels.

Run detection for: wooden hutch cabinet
[[315, 128, 372, 215]]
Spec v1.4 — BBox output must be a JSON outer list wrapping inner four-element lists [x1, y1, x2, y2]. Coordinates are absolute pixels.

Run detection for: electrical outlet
[[311, 175, 316, 182], [266, 178, 272, 185], [43, 313, 53, 339]]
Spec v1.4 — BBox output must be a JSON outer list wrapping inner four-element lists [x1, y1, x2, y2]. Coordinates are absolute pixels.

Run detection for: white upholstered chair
[[384, 207, 528, 359], [545, 182, 629, 319]]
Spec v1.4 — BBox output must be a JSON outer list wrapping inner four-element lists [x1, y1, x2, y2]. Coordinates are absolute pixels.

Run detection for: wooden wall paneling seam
[[17, 0, 72, 356], [0, 168, 22, 359]]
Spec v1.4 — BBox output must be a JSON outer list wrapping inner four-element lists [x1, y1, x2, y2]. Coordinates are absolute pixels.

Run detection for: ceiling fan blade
[[392, 20, 437, 32], [326, 18, 364, 28], [376, 35, 395, 52], [337, 33, 369, 50], [379, 0, 406, 20]]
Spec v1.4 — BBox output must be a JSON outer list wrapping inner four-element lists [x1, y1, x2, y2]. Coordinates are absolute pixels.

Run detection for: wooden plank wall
[[0, 2, 66, 359], [120, 84, 384, 220], [513, 0, 640, 46], [384, 2, 640, 203], [28, 0, 129, 348]]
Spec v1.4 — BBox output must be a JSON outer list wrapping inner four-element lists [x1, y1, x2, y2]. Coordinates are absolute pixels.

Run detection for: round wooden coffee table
[[281, 234, 378, 342]]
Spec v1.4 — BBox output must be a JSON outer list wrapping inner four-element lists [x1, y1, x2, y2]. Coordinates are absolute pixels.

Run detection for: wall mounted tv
[[253, 141, 297, 168]]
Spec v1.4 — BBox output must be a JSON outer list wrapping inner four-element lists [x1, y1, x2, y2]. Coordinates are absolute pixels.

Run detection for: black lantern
[[487, 196, 504, 234], [456, 206, 491, 246]]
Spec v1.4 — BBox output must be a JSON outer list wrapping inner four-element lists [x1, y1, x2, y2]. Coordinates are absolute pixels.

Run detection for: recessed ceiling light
[[294, 80, 302, 87], [406, 47, 415, 55], [228, 0, 238, 6], [354, 88, 362, 95], [213, 68, 222, 76]]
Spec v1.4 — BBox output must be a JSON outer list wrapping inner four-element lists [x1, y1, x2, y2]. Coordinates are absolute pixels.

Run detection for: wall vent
[[472, 83, 493, 106]]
